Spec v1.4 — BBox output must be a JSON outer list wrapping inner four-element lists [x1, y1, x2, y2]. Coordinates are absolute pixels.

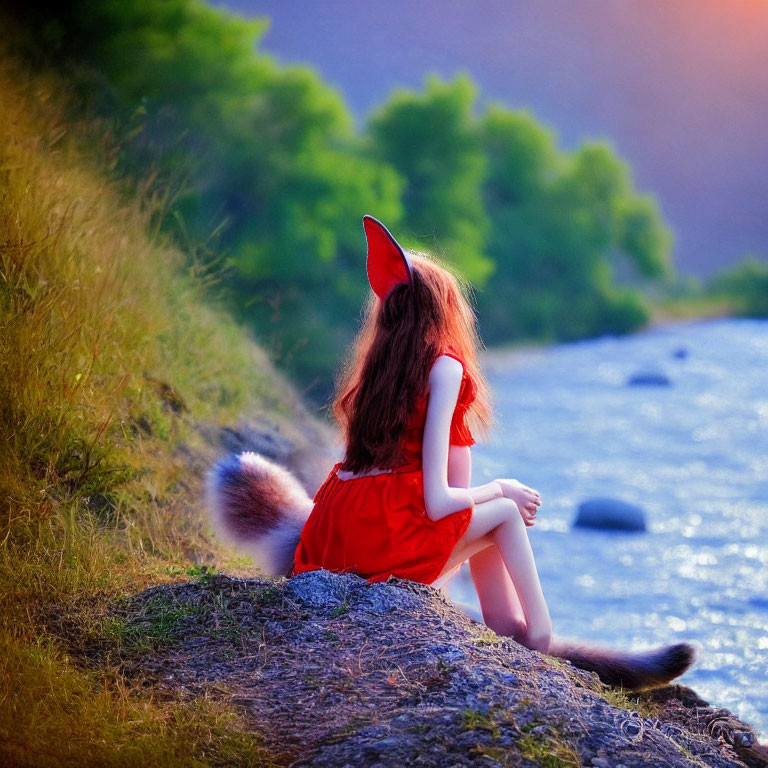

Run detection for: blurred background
[[1, 0, 766, 747], [6, 0, 768, 400]]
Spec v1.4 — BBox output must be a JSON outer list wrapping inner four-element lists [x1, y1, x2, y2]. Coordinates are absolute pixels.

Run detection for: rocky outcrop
[[103, 571, 767, 767]]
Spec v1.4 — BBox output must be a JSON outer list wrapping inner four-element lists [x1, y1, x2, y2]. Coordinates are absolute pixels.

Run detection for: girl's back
[[293, 349, 476, 584]]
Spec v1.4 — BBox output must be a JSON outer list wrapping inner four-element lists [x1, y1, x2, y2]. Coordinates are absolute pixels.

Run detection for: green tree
[[478, 105, 673, 342], [708, 256, 768, 317], [367, 74, 492, 284]]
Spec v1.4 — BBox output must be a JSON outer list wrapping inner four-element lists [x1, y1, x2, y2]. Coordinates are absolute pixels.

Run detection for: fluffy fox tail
[[206, 452, 313, 577], [548, 638, 696, 689]]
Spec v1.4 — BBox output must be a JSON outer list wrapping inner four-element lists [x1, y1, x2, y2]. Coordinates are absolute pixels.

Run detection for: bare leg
[[470, 545, 527, 642], [431, 563, 462, 594], [438, 446, 550, 650], [437, 496, 552, 652]]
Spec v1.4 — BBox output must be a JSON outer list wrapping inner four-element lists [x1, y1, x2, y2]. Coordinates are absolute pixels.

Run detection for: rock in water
[[627, 369, 671, 386], [574, 497, 647, 532], [748, 596, 768, 611]]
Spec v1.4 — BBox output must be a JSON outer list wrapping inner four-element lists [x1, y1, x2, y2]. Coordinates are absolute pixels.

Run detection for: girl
[[293, 216, 551, 652], [209, 216, 694, 686]]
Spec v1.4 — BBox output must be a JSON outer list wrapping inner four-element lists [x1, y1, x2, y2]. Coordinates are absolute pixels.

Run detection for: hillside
[[0, 52, 334, 765]]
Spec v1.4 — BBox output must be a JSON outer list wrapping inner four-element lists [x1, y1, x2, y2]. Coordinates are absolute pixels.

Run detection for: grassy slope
[[0, 53, 329, 766]]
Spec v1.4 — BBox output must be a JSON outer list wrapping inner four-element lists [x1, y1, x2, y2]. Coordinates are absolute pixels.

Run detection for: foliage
[[707, 255, 768, 317], [517, 733, 582, 768], [478, 107, 673, 343], [5, 0, 404, 395], [3, 0, 675, 394], [367, 74, 493, 284], [1, 634, 276, 768]]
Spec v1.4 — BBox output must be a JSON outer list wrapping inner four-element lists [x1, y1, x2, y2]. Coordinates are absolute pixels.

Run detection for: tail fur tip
[[206, 451, 268, 499], [207, 453, 244, 492], [666, 642, 697, 674]]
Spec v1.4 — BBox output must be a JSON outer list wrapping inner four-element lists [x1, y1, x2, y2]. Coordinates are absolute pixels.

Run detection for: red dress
[[293, 352, 476, 584]]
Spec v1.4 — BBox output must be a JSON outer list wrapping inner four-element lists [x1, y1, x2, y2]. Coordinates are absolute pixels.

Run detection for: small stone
[[391, 714, 411, 725], [733, 731, 754, 747], [431, 642, 466, 662], [627, 369, 671, 386]]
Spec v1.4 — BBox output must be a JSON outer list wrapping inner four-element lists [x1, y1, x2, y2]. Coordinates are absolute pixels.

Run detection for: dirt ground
[[70, 570, 768, 767]]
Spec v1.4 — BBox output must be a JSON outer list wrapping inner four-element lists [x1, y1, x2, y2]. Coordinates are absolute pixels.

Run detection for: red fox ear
[[363, 215, 412, 299]]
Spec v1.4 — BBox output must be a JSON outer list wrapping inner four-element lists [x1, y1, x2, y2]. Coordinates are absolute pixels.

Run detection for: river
[[449, 318, 768, 736]]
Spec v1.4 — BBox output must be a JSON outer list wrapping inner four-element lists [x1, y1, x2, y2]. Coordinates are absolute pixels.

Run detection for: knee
[[498, 497, 522, 522], [497, 498, 524, 529]]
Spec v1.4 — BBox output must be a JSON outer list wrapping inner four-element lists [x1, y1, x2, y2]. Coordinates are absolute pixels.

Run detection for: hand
[[496, 479, 541, 527]]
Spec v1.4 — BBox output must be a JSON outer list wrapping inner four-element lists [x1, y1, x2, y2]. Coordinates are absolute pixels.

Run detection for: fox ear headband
[[363, 215, 412, 299]]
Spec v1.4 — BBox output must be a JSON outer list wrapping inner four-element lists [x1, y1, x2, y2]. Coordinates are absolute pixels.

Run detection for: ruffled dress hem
[[293, 461, 472, 585]]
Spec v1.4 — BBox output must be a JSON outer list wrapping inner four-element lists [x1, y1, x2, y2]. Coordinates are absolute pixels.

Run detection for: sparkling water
[[450, 318, 768, 736]]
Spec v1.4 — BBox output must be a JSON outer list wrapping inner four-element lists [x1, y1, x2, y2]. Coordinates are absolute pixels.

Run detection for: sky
[[213, 0, 768, 278]]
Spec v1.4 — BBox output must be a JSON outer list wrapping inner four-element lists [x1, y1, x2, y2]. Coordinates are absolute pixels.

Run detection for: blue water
[[449, 318, 768, 736]]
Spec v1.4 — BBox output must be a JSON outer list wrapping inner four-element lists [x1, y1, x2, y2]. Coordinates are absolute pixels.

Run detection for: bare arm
[[422, 356, 504, 522]]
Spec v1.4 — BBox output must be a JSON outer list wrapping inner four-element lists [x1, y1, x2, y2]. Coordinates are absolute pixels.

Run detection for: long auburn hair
[[334, 252, 493, 473]]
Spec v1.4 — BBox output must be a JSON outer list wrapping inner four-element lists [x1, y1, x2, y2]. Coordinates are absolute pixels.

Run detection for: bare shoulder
[[429, 354, 464, 387]]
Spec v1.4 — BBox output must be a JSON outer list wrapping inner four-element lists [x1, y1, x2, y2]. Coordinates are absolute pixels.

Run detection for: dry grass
[[0, 630, 276, 767], [648, 293, 732, 326], [0, 49, 309, 765]]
